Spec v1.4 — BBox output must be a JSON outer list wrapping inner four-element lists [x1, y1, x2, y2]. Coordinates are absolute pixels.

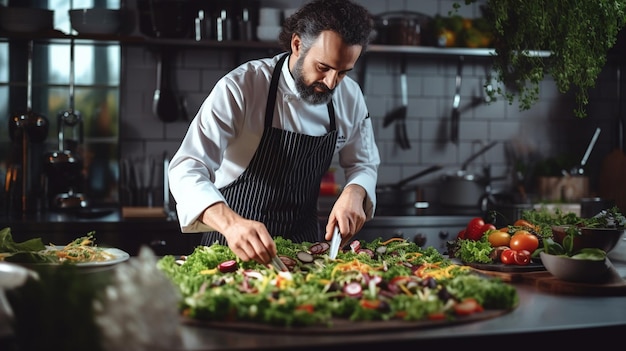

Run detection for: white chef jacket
[[168, 53, 380, 233]]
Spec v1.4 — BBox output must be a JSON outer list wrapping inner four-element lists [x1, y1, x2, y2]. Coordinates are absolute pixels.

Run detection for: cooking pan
[[377, 164, 442, 215], [438, 141, 499, 208]]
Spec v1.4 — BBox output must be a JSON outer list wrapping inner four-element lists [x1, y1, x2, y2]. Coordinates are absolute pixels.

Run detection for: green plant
[[455, 0, 626, 118]]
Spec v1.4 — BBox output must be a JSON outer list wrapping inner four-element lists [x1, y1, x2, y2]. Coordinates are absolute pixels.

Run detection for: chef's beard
[[293, 55, 334, 105]]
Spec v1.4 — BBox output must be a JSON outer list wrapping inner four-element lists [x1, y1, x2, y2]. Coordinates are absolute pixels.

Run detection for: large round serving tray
[[181, 305, 517, 334]]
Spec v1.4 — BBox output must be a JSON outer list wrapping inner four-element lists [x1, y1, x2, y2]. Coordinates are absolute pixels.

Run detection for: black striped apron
[[201, 53, 338, 246]]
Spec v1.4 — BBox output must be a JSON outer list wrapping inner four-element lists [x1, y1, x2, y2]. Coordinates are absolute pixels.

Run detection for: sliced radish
[[343, 282, 363, 298], [350, 240, 361, 253], [358, 248, 375, 259], [296, 251, 314, 263], [309, 242, 330, 255], [217, 260, 238, 273], [278, 255, 297, 270]]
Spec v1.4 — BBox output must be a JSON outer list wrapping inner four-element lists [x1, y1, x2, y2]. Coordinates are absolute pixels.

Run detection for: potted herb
[[456, 0, 626, 118]]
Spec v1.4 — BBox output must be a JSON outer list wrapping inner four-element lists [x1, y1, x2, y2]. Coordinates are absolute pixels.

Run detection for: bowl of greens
[[552, 225, 625, 254], [539, 250, 612, 283]]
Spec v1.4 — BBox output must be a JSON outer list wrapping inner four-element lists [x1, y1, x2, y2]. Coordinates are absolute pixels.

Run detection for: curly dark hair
[[278, 0, 374, 53]]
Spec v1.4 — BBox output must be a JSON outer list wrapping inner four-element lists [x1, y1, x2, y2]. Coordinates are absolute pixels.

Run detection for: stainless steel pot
[[373, 11, 433, 46], [437, 141, 499, 208], [438, 169, 489, 208], [377, 165, 442, 215]]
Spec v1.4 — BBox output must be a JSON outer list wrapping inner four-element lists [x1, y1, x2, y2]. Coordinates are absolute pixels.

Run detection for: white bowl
[[540, 251, 612, 284], [256, 25, 281, 42], [0, 7, 54, 33], [69, 9, 122, 35]]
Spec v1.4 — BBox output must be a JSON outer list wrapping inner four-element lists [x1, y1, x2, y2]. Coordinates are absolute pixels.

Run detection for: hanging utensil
[[383, 57, 410, 149], [152, 50, 179, 123], [571, 127, 601, 175], [398, 57, 410, 149], [450, 56, 464, 144], [45, 39, 86, 210], [58, 38, 82, 151], [461, 140, 498, 170], [7, 40, 49, 213]]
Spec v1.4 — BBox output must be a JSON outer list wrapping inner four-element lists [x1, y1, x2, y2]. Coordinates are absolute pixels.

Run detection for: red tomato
[[465, 217, 486, 241], [295, 304, 315, 313], [453, 298, 483, 316], [500, 249, 516, 265], [509, 231, 539, 253], [513, 250, 531, 265], [359, 299, 381, 310], [513, 219, 538, 232], [427, 311, 447, 320], [480, 223, 496, 235], [457, 229, 466, 240]]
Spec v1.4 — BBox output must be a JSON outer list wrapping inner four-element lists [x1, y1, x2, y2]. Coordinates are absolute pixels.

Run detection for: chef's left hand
[[325, 184, 367, 247]]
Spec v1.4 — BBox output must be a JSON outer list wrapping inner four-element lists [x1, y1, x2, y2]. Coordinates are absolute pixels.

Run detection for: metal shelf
[[367, 44, 551, 58], [0, 31, 551, 58]]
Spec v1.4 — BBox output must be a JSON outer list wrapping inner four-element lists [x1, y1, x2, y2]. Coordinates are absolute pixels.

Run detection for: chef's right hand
[[201, 202, 277, 265]]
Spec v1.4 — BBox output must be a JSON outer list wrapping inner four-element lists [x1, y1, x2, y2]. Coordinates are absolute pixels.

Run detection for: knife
[[271, 255, 289, 272], [329, 225, 342, 259]]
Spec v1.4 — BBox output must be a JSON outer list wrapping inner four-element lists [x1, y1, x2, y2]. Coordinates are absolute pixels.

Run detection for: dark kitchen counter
[[0, 210, 474, 257], [0, 208, 201, 256], [1, 209, 625, 349], [176, 262, 626, 350]]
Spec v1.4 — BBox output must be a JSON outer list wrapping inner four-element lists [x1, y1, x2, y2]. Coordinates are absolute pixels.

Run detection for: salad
[[156, 237, 518, 328]]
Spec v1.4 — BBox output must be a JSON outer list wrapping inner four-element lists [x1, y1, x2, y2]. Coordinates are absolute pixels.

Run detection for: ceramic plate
[[43, 246, 130, 267]]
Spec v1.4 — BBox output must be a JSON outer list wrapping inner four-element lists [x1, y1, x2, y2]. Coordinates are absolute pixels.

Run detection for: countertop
[[3, 210, 626, 349], [1, 243, 625, 350], [174, 262, 626, 350], [0, 207, 200, 256]]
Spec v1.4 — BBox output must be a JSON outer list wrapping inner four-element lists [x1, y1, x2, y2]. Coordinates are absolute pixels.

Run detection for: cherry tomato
[[457, 229, 466, 240], [427, 311, 447, 320], [465, 217, 486, 241], [514, 219, 538, 232], [500, 249, 516, 265], [480, 223, 496, 235], [488, 230, 511, 247], [453, 297, 483, 316], [509, 231, 539, 253], [513, 249, 531, 265]]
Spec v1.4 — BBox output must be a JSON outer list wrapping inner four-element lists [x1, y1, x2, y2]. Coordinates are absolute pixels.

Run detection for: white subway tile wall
[[120, 0, 623, 198]]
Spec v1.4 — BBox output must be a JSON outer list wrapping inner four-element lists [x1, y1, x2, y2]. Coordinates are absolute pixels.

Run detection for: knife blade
[[271, 255, 289, 272], [329, 225, 342, 259]]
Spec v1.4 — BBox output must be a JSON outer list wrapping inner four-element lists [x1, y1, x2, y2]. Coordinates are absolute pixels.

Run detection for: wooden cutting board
[[467, 263, 545, 283], [469, 263, 626, 296], [520, 268, 626, 296]]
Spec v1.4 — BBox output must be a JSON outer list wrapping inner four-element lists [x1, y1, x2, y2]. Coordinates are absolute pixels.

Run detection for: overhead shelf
[[367, 44, 551, 58], [0, 31, 552, 58]]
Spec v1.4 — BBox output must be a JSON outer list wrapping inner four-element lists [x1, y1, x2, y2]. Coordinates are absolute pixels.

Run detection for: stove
[[318, 196, 479, 254], [356, 216, 475, 254], [316, 215, 475, 254]]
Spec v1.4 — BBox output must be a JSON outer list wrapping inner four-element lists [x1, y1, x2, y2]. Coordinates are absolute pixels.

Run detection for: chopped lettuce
[[0, 227, 46, 253]]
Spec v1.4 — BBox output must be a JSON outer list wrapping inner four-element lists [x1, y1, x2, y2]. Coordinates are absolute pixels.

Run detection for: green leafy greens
[[157, 237, 518, 328]]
